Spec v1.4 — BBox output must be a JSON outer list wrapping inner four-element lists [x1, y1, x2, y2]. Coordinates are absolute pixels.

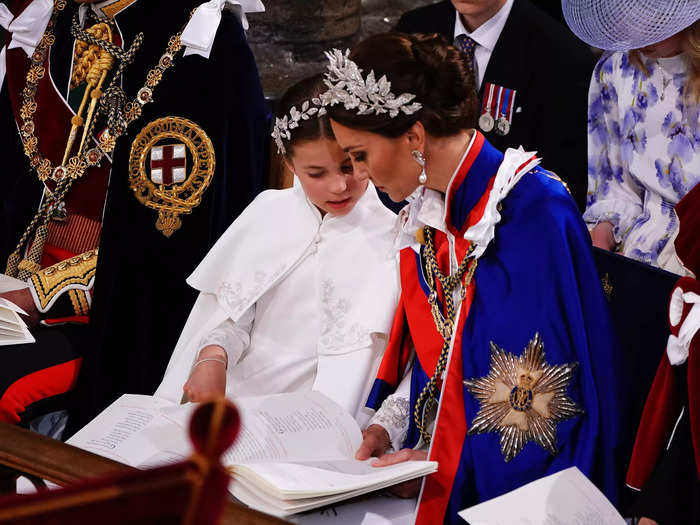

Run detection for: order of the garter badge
[[129, 116, 215, 237], [463, 333, 583, 462]]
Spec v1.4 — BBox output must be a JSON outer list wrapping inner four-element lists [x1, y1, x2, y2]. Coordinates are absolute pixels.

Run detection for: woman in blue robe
[[323, 32, 624, 524]]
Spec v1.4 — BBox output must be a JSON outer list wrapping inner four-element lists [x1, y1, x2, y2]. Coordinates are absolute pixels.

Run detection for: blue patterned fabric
[[584, 50, 700, 271]]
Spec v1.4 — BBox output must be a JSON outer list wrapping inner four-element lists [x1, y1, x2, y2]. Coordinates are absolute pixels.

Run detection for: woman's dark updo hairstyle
[[327, 32, 479, 138], [276, 74, 334, 158]]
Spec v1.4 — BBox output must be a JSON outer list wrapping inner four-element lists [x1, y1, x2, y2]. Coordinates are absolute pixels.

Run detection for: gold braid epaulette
[[30, 249, 98, 311]]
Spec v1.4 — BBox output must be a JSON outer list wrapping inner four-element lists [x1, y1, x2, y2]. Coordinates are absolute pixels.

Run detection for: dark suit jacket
[[397, 0, 595, 210]]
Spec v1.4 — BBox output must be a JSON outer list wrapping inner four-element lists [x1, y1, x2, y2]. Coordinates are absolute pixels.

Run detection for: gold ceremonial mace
[[61, 24, 114, 166]]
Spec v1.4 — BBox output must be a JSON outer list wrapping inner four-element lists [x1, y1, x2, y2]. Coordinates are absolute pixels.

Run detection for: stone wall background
[[247, 0, 435, 99]]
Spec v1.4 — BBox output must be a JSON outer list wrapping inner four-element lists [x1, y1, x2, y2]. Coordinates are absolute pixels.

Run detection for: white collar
[[396, 132, 540, 260], [453, 0, 513, 52]]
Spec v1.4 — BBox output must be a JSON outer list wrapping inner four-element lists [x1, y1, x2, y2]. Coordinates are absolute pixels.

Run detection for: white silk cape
[[155, 181, 400, 423]]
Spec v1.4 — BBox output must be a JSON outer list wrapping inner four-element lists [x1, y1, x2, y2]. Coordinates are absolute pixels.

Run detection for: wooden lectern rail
[[0, 422, 289, 525]]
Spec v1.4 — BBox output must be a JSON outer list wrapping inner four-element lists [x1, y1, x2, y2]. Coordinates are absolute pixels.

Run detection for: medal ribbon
[[481, 82, 495, 119], [506, 88, 516, 125]]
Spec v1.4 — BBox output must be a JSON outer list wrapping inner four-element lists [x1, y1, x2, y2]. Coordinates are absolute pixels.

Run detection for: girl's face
[[287, 138, 368, 217], [638, 32, 684, 58], [330, 120, 422, 203]]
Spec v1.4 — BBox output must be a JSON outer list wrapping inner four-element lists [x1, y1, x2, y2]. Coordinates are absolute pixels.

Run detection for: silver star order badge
[[463, 333, 583, 462]]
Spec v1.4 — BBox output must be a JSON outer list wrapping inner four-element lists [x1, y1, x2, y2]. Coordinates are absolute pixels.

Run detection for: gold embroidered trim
[[544, 171, 571, 196], [129, 117, 216, 237], [601, 273, 613, 302], [68, 289, 90, 316], [30, 249, 98, 311], [100, 0, 138, 18]]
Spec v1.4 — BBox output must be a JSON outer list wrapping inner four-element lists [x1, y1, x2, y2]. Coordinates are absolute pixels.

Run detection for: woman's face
[[330, 120, 422, 203], [638, 32, 684, 58], [287, 138, 368, 217]]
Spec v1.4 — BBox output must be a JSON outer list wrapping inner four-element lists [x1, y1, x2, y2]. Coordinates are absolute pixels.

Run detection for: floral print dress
[[584, 51, 700, 272]]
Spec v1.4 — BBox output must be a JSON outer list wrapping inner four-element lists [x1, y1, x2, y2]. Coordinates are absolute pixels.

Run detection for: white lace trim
[[368, 395, 410, 450]]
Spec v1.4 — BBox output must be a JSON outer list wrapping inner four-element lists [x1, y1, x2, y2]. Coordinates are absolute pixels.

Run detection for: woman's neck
[[423, 129, 474, 194]]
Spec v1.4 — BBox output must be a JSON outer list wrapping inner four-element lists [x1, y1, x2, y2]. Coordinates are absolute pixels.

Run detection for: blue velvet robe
[[368, 133, 622, 524]]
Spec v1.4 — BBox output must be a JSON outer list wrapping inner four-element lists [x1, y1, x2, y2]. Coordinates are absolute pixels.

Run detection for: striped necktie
[[454, 34, 478, 78]]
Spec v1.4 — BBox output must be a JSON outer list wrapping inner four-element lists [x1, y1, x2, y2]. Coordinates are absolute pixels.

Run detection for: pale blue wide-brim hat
[[562, 0, 700, 51]]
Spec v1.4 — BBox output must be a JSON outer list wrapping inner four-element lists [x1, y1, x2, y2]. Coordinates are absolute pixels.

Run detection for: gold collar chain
[[6, 1, 188, 278], [18, 0, 185, 184], [412, 225, 478, 444]]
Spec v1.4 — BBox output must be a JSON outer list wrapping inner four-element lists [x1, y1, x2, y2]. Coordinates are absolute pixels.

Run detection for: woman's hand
[[0, 289, 39, 327], [373, 448, 428, 498], [638, 519, 658, 525], [356, 424, 392, 460], [183, 345, 227, 402], [590, 221, 616, 251]]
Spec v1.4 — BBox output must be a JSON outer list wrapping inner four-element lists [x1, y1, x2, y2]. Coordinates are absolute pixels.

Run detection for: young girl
[[320, 33, 621, 524], [574, 3, 700, 272], [154, 76, 399, 425], [563, 2, 700, 523]]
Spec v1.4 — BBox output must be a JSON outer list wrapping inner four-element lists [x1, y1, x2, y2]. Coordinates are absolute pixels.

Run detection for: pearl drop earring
[[412, 150, 427, 185]]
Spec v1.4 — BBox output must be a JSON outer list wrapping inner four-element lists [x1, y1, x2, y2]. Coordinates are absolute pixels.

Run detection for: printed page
[[457, 467, 626, 525], [69, 391, 363, 469], [0, 298, 34, 346], [220, 391, 363, 465], [67, 394, 192, 468]]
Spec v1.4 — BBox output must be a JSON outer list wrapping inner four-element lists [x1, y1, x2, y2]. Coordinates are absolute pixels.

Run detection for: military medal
[[495, 87, 516, 136], [478, 83, 496, 133], [496, 117, 510, 136]]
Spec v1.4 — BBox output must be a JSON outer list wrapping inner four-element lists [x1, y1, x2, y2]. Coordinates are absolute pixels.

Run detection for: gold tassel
[[5, 252, 21, 277], [17, 225, 48, 280]]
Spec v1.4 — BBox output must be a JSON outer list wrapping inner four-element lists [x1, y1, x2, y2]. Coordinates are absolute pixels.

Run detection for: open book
[[0, 298, 34, 346], [458, 466, 625, 525], [67, 391, 437, 517], [0, 274, 34, 346]]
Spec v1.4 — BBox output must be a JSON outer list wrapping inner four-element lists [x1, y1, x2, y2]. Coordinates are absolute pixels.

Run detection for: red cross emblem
[[150, 144, 187, 185]]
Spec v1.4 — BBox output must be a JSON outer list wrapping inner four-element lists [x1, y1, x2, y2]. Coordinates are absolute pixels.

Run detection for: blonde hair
[[629, 20, 700, 103]]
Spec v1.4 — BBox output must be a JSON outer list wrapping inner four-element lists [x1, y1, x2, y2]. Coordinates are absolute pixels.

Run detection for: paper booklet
[[458, 466, 626, 525], [0, 298, 35, 347], [67, 391, 437, 517], [0, 273, 29, 294]]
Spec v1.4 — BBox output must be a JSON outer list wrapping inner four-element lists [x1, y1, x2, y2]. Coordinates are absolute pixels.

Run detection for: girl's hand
[[183, 345, 227, 402], [590, 221, 616, 251]]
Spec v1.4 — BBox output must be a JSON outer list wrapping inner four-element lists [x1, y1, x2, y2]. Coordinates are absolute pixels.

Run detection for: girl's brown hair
[[276, 74, 334, 158], [327, 32, 480, 138]]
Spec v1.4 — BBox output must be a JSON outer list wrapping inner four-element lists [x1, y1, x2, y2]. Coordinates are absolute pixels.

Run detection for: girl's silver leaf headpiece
[[271, 49, 422, 155], [271, 100, 327, 155], [318, 49, 422, 118]]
